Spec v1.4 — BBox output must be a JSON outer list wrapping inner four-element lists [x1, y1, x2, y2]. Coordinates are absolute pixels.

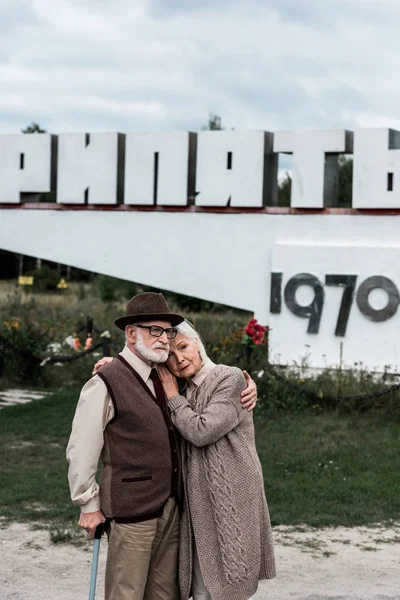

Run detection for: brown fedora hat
[[114, 292, 184, 330]]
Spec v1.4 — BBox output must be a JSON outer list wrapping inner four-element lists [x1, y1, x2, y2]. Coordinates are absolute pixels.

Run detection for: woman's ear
[[194, 338, 203, 360]]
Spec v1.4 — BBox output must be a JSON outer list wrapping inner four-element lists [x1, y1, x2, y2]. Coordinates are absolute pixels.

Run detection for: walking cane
[[88, 522, 106, 600]]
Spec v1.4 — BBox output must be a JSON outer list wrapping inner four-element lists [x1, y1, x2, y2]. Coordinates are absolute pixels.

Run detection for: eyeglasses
[[136, 324, 177, 339]]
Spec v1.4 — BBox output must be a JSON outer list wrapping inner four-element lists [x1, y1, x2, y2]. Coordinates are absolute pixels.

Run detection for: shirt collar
[[120, 345, 153, 384], [191, 358, 216, 387]]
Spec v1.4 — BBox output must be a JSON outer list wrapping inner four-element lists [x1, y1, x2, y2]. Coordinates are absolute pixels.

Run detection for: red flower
[[244, 318, 268, 347]]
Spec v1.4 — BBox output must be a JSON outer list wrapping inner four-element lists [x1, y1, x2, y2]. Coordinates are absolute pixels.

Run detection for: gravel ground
[[1, 522, 400, 600]]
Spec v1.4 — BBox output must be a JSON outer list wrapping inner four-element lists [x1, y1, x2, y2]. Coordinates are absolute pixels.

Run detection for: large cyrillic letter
[[124, 132, 195, 205], [353, 128, 400, 208], [195, 131, 276, 207], [57, 133, 122, 204], [0, 134, 52, 203], [274, 130, 353, 208]]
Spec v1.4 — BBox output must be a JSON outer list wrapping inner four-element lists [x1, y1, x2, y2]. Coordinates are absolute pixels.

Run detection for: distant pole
[[86, 316, 93, 335], [102, 338, 111, 357], [18, 255, 24, 277]]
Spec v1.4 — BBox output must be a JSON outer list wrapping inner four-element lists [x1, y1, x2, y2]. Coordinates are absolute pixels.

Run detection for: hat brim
[[114, 312, 185, 331]]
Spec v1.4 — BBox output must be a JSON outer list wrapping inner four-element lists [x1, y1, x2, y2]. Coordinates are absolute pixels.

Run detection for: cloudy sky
[[1, 0, 400, 135]]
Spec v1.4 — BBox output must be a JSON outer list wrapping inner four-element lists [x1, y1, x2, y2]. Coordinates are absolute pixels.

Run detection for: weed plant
[[1, 282, 400, 418]]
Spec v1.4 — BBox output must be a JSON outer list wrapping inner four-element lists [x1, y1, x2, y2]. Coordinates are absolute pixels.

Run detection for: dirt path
[[1, 522, 399, 599]]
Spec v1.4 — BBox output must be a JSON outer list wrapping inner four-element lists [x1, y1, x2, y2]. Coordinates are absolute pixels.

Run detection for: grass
[[256, 411, 400, 527], [0, 389, 79, 525], [0, 389, 400, 533]]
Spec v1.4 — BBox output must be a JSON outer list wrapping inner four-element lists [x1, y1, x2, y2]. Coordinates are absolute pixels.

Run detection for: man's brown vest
[[97, 355, 181, 521]]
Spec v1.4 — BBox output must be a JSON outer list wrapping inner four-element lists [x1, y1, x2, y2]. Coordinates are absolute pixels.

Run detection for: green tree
[[337, 156, 353, 208], [22, 122, 47, 134], [277, 172, 292, 207], [202, 113, 223, 130]]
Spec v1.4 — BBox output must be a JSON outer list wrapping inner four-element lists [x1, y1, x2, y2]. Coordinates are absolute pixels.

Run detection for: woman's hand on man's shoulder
[[92, 356, 114, 376]]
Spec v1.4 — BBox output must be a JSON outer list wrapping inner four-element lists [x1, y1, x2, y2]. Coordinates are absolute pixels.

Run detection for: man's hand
[[241, 370, 257, 412], [78, 510, 106, 539], [92, 356, 113, 376]]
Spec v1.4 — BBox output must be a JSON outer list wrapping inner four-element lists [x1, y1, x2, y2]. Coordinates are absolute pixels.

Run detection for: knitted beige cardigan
[[168, 364, 276, 600]]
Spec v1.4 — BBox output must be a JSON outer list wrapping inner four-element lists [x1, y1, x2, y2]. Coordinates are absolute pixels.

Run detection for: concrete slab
[[0, 389, 49, 409]]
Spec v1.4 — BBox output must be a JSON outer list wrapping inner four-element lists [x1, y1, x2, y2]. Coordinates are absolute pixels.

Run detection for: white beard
[[134, 329, 169, 364]]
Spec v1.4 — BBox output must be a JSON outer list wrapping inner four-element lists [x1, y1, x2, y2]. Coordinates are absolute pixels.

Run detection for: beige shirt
[[66, 345, 156, 513], [192, 358, 216, 387]]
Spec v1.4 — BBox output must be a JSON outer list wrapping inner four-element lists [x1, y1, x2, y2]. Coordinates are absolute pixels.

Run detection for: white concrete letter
[[0, 134, 52, 203], [195, 131, 276, 207], [353, 128, 400, 208], [124, 132, 195, 205], [57, 133, 121, 204], [274, 129, 353, 208]]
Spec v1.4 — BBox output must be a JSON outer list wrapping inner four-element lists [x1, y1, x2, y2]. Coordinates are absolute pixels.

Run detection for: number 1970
[[270, 273, 400, 337]]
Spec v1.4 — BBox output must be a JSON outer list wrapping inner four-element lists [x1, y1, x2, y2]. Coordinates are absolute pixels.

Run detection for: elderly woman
[[158, 320, 275, 600]]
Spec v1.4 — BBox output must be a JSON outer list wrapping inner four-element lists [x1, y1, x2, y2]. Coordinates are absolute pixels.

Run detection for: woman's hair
[[175, 320, 208, 362]]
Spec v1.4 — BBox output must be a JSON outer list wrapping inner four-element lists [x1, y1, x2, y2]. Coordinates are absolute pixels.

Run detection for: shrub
[[28, 266, 60, 293], [120, 280, 138, 300], [95, 275, 137, 302], [0, 321, 49, 384], [1, 284, 400, 419], [96, 274, 119, 302]]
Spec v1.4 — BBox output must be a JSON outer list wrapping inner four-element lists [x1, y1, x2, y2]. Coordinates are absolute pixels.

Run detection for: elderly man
[[67, 292, 256, 600]]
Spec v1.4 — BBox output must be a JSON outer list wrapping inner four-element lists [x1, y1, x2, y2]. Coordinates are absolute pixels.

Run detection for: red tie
[[150, 370, 180, 501], [149, 368, 166, 409]]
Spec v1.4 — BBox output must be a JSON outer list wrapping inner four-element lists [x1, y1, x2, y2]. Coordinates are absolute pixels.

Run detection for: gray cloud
[[0, 0, 400, 135], [0, 1, 38, 32], [147, 0, 242, 19], [147, 0, 384, 28]]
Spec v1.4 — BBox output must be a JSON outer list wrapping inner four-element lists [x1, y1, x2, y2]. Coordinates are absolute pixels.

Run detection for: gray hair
[[124, 324, 135, 344], [175, 320, 208, 362], [124, 323, 141, 344]]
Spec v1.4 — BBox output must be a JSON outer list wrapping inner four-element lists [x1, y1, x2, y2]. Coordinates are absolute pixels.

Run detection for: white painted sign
[[269, 243, 400, 370], [2, 127, 400, 371], [0, 128, 399, 209], [1, 207, 400, 371]]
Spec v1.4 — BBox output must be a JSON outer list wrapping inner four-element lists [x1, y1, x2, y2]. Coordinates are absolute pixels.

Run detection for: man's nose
[[159, 331, 169, 343]]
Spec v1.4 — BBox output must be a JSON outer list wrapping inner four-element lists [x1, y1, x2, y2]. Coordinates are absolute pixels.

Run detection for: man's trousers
[[105, 498, 180, 600]]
